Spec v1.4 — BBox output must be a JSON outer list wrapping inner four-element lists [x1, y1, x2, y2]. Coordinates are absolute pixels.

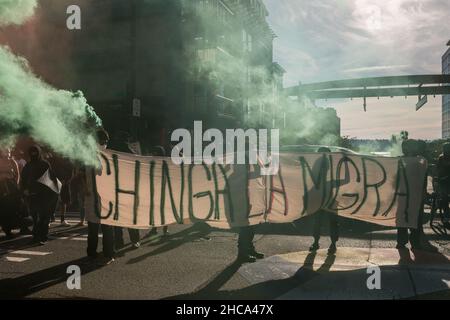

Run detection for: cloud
[[263, 0, 449, 139], [343, 65, 410, 74]]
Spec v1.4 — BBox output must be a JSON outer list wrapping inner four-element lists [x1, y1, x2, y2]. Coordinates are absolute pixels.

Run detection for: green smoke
[[185, 0, 343, 147], [0, 0, 37, 26], [0, 1, 102, 166]]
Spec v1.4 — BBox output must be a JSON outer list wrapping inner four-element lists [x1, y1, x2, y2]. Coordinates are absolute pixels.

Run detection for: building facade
[[442, 44, 450, 138], [0, 0, 285, 153], [442, 42, 450, 139]]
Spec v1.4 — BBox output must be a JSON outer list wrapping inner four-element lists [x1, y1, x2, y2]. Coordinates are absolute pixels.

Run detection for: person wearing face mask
[[20, 145, 59, 245], [85, 129, 116, 265]]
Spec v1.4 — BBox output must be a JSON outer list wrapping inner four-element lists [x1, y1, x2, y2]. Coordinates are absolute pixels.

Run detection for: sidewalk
[[238, 247, 450, 299]]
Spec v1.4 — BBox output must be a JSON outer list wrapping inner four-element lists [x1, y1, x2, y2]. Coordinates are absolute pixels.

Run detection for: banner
[[86, 150, 428, 229]]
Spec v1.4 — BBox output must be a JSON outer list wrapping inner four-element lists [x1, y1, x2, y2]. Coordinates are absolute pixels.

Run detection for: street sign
[[416, 95, 427, 111]]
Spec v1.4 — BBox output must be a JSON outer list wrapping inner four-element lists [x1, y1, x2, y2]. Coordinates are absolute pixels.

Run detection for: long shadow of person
[[307, 149, 352, 255], [165, 250, 335, 300], [0, 255, 107, 299], [125, 222, 211, 264]]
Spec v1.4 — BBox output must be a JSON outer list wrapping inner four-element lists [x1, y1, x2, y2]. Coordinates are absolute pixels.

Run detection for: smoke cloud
[[0, 0, 38, 26], [189, 1, 342, 147], [0, 0, 102, 166]]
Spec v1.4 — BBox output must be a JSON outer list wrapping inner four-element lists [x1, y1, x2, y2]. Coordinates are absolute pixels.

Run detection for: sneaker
[[60, 221, 71, 226], [309, 242, 320, 252], [250, 251, 265, 259], [237, 254, 257, 263], [100, 257, 115, 266], [132, 242, 141, 249], [39, 240, 47, 245], [77, 221, 86, 226]]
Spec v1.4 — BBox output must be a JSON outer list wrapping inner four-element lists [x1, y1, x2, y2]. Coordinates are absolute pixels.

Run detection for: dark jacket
[[20, 147, 56, 196]]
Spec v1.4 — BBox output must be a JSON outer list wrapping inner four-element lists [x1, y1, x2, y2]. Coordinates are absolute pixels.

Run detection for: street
[[1, 213, 449, 300]]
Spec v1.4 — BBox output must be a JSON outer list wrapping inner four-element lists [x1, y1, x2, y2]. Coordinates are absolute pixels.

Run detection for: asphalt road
[[0, 213, 449, 300]]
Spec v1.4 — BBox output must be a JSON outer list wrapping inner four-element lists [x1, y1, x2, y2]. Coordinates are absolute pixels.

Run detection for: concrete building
[[443, 42, 450, 138]]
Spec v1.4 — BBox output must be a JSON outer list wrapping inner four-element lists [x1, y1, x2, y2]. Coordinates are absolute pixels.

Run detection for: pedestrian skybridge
[[284, 74, 450, 111]]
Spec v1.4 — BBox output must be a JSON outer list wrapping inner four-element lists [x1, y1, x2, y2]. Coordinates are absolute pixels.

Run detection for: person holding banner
[[237, 151, 265, 263], [396, 140, 425, 250], [109, 131, 141, 250], [309, 147, 340, 255], [437, 142, 450, 228], [20, 145, 59, 245], [86, 129, 116, 265]]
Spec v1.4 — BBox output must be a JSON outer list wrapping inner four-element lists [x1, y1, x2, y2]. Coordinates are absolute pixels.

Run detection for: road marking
[[6, 257, 30, 262], [71, 237, 87, 241], [11, 250, 52, 256]]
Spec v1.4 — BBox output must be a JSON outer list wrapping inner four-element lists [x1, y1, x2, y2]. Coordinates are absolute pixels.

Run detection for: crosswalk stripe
[[71, 237, 87, 241], [6, 257, 30, 262], [11, 250, 52, 256]]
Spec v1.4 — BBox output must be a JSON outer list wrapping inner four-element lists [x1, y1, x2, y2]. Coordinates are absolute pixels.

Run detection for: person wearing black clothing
[[237, 153, 265, 263], [310, 210, 339, 254], [0, 149, 31, 237], [20, 145, 59, 244], [86, 129, 116, 265], [309, 147, 340, 255], [146, 146, 169, 238], [109, 131, 141, 249], [238, 226, 264, 263], [396, 140, 425, 249], [437, 142, 450, 226]]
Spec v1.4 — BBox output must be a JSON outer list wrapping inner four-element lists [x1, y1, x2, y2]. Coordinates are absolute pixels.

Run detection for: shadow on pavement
[[125, 223, 212, 264], [165, 251, 333, 300], [0, 256, 105, 299]]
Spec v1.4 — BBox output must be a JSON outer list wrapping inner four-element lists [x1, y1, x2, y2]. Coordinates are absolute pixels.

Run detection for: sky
[[263, 0, 450, 140]]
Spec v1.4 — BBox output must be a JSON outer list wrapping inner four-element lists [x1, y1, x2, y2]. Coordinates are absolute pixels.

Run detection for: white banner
[[86, 150, 427, 229]]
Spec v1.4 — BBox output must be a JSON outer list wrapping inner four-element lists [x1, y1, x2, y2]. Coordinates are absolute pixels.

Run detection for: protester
[[237, 152, 265, 263], [71, 163, 87, 226], [109, 131, 141, 249], [146, 145, 169, 238], [437, 142, 450, 227], [20, 145, 59, 245], [396, 140, 424, 249], [86, 129, 116, 265], [50, 155, 74, 226], [308, 147, 339, 255], [0, 149, 31, 238], [237, 226, 264, 263]]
